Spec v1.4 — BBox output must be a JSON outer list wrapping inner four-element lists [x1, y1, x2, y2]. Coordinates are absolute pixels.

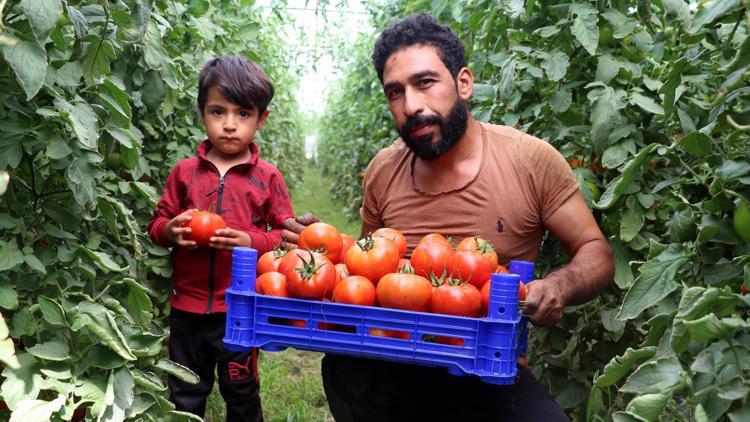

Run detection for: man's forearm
[[544, 238, 614, 306]]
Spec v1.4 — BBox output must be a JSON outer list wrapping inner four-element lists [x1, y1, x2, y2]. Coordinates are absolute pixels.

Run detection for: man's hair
[[372, 13, 466, 83], [197, 55, 274, 116]]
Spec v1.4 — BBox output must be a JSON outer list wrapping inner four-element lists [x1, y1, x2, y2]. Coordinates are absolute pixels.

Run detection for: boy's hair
[[197, 55, 274, 116], [372, 13, 466, 84]]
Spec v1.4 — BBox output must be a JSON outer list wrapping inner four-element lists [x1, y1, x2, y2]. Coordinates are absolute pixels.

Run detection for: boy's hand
[[281, 213, 320, 249], [209, 228, 252, 250], [165, 209, 199, 249]]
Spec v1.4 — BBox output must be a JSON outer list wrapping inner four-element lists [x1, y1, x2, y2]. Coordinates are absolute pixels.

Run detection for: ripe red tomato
[[278, 249, 327, 277], [333, 276, 376, 306], [456, 236, 499, 269], [257, 249, 286, 274], [333, 234, 355, 264], [495, 264, 509, 274], [345, 236, 400, 285], [418, 233, 452, 248], [256, 272, 289, 297], [372, 227, 407, 257], [447, 250, 493, 288], [184, 210, 226, 247], [410, 241, 454, 279], [285, 251, 336, 300], [370, 328, 410, 340], [431, 282, 482, 317], [298, 222, 343, 261], [376, 273, 432, 312]]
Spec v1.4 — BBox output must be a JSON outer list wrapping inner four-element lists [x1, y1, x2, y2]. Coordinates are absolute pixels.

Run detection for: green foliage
[[318, 0, 750, 420], [0, 0, 304, 419]]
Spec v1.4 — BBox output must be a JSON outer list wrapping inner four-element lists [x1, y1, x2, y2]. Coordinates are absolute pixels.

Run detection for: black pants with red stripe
[[168, 309, 262, 422], [322, 354, 569, 421]]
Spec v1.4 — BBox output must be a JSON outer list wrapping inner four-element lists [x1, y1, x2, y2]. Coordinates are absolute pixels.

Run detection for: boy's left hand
[[209, 228, 252, 250]]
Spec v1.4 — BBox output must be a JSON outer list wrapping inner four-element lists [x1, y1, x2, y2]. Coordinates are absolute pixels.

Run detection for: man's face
[[382, 45, 469, 160]]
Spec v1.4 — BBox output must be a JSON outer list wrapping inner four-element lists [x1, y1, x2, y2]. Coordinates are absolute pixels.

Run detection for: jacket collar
[[197, 139, 260, 167]]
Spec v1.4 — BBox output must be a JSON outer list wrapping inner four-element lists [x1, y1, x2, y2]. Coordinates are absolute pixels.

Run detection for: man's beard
[[398, 99, 469, 160]]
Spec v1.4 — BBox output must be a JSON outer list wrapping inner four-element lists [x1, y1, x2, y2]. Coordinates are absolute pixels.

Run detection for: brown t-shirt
[[360, 123, 579, 264]]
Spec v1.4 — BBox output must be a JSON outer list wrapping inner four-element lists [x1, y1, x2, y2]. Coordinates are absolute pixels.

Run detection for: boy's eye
[[239, 110, 252, 118], [210, 109, 224, 116]]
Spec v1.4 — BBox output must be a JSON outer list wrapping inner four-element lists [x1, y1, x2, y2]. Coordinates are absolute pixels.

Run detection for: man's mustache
[[402, 114, 442, 133]]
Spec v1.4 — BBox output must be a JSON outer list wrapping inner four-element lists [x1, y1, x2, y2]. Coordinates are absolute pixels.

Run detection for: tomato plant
[[332, 276, 376, 306], [184, 210, 226, 247], [298, 222, 343, 261], [345, 235, 400, 284], [733, 202, 750, 243], [376, 273, 432, 312]]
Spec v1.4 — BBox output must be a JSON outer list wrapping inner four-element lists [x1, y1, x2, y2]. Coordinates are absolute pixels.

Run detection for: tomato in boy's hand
[[184, 210, 226, 247]]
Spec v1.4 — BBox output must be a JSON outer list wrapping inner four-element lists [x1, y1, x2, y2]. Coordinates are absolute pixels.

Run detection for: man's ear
[[456, 67, 474, 101], [256, 109, 270, 129]]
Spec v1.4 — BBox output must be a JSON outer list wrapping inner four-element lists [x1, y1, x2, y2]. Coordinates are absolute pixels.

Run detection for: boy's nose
[[223, 115, 237, 130]]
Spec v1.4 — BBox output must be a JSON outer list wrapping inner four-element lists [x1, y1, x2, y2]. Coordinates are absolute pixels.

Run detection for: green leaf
[[663, 0, 691, 23], [659, 58, 687, 116], [595, 55, 619, 84], [0, 281, 18, 310], [541, 51, 569, 82], [0, 241, 24, 272], [595, 144, 658, 210], [54, 97, 99, 150], [620, 207, 644, 242], [621, 355, 685, 394], [625, 393, 670, 422], [684, 314, 745, 341], [472, 84, 496, 103], [38, 296, 66, 327], [132, 368, 167, 392], [630, 92, 664, 115], [81, 40, 115, 83], [729, 404, 750, 421], [617, 244, 689, 320], [27, 341, 70, 361], [594, 346, 656, 387], [687, 0, 742, 34], [21, 0, 63, 42], [125, 283, 153, 327], [66, 158, 102, 211], [602, 9, 638, 39], [570, 3, 598, 56], [680, 130, 713, 157], [550, 89, 571, 113], [602, 143, 628, 169], [724, 33, 750, 74], [155, 359, 200, 384], [1, 354, 43, 410], [1, 41, 48, 100], [610, 239, 634, 289], [589, 86, 625, 152], [79, 302, 136, 361], [75, 246, 128, 273], [23, 254, 45, 274], [99, 367, 134, 421], [9, 394, 65, 422], [11, 308, 35, 338], [717, 377, 749, 401], [715, 160, 750, 182]]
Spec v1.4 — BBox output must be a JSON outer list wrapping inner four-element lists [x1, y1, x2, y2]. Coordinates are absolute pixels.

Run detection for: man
[[284, 13, 614, 421]]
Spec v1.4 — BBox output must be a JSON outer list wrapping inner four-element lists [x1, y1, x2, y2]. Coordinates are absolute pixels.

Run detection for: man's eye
[[388, 89, 403, 100], [417, 79, 434, 88]]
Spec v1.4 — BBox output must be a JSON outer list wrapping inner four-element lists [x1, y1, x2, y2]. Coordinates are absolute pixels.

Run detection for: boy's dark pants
[[168, 309, 262, 422]]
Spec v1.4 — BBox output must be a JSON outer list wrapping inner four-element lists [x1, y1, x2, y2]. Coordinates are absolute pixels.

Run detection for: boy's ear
[[256, 109, 270, 129]]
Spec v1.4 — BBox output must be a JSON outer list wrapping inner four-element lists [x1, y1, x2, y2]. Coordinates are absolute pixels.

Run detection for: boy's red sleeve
[[247, 171, 295, 255], [147, 165, 185, 247]]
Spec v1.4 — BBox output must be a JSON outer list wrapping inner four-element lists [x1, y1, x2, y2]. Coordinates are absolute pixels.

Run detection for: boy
[[148, 55, 294, 421]]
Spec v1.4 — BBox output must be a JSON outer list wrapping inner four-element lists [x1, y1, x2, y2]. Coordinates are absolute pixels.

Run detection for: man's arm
[[524, 191, 614, 326]]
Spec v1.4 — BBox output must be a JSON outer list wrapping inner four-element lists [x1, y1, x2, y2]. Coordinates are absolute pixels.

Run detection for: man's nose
[[403, 87, 424, 117]]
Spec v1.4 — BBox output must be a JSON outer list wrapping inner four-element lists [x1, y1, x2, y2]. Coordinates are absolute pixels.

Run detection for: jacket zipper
[[205, 175, 226, 314]]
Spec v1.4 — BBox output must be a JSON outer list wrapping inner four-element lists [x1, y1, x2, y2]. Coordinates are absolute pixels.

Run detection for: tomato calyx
[[294, 252, 326, 280], [428, 269, 451, 287], [356, 234, 377, 251], [473, 236, 496, 255], [398, 262, 416, 274], [271, 245, 287, 257]]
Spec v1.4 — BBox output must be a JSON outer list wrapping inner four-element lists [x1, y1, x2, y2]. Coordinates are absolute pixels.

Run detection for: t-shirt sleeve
[[523, 135, 580, 222], [359, 155, 385, 228]]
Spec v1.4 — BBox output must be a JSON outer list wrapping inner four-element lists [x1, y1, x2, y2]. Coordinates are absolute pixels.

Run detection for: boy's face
[[202, 86, 269, 158]]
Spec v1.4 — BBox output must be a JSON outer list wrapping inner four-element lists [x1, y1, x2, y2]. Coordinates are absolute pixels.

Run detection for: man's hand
[[165, 209, 199, 249], [281, 213, 320, 249], [522, 278, 566, 326], [210, 228, 252, 250]]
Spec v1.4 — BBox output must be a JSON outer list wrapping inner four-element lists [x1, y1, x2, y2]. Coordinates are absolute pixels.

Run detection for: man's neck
[[412, 118, 483, 192]]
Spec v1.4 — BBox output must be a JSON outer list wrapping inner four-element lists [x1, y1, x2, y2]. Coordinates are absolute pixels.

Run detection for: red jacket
[[148, 140, 294, 314]]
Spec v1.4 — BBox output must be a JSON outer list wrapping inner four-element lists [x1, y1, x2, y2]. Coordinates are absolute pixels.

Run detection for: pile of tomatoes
[[255, 222, 526, 320]]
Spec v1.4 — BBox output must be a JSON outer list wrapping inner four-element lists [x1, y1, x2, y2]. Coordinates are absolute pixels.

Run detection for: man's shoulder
[[368, 139, 410, 171]]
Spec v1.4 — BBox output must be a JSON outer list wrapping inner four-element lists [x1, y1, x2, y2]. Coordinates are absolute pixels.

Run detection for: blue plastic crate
[[224, 247, 533, 385]]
